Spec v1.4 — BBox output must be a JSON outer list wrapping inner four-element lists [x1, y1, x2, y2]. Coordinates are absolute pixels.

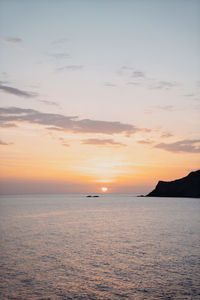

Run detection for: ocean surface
[[0, 194, 199, 300]]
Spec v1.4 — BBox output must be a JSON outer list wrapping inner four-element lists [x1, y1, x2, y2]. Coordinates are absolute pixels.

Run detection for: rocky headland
[[146, 170, 200, 198]]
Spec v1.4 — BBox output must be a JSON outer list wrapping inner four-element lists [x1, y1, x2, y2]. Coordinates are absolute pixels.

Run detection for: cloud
[[144, 105, 175, 115], [82, 138, 126, 146], [38, 100, 60, 107], [0, 83, 60, 108], [119, 66, 145, 79], [3, 37, 22, 43], [154, 105, 175, 112], [62, 143, 70, 147], [137, 139, 153, 145], [151, 81, 178, 90], [58, 137, 70, 147], [127, 81, 141, 86], [155, 140, 200, 153], [184, 93, 200, 101], [49, 52, 70, 59], [184, 93, 195, 98], [0, 82, 59, 107], [160, 132, 173, 138], [0, 83, 37, 98], [0, 139, 13, 145], [119, 66, 180, 91], [0, 107, 140, 135], [57, 65, 84, 71], [132, 70, 145, 78], [0, 122, 18, 128]]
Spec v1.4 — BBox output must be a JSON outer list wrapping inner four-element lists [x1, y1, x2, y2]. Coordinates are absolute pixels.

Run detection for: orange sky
[[0, 1, 200, 194], [1, 121, 199, 194]]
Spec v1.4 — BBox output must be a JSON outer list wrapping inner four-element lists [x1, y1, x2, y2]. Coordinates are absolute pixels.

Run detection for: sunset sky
[[0, 0, 200, 194]]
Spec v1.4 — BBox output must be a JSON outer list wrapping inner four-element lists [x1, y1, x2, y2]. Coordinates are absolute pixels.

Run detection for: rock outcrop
[[146, 170, 200, 198]]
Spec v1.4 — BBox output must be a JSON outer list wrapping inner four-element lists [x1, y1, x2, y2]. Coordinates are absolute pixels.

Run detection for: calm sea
[[0, 194, 199, 299]]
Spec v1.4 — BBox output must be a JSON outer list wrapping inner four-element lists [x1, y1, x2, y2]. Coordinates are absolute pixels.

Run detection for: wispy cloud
[[0, 139, 13, 145], [119, 66, 179, 91], [62, 143, 70, 147], [82, 138, 126, 146], [58, 137, 70, 147], [0, 82, 61, 107], [119, 66, 145, 79], [0, 83, 37, 98], [0, 107, 140, 135], [57, 65, 84, 71], [132, 70, 145, 78], [49, 52, 70, 59], [38, 100, 60, 107], [137, 132, 173, 146], [154, 105, 175, 112], [137, 139, 153, 145], [155, 140, 200, 153], [184, 93, 200, 101], [0, 122, 18, 128], [151, 81, 178, 90], [160, 132, 173, 138], [144, 105, 176, 115], [3, 37, 22, 43], [184, 93, 195, 98]]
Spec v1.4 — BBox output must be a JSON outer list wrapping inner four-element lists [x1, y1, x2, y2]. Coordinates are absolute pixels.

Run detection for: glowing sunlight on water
[[0, 194, 199, 299]]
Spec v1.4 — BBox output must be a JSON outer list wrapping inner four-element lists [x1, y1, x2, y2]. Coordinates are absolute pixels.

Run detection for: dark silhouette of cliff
[[146, 170, 200, 198]]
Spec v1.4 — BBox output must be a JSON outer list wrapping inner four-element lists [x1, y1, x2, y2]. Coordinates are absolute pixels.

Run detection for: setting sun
[[101, 187, 108, 192]]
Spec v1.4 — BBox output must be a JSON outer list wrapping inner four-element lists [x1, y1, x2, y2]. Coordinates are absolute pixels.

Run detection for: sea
[[0, 194, 199, 300]]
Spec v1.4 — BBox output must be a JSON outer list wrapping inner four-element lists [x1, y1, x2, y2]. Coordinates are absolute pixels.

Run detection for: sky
[[0, 0, 200, 194]]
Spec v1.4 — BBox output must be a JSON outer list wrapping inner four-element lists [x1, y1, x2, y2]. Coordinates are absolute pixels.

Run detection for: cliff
[[146, 170, 200, 198]]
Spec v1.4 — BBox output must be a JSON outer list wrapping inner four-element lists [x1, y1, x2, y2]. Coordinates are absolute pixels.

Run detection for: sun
[[101, 187, 108, 192]]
